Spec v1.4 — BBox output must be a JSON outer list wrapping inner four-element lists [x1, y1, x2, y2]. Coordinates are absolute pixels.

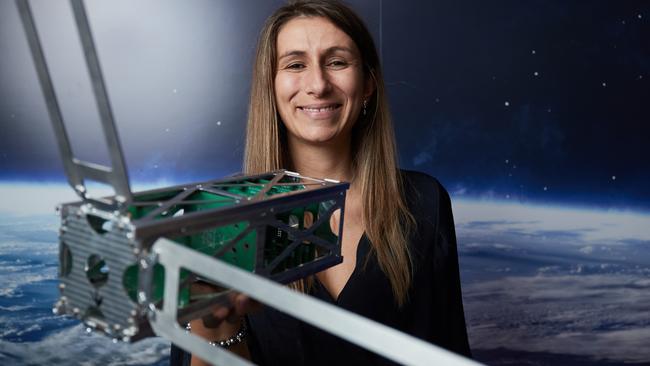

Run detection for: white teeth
[[301, 106, 338, 112]]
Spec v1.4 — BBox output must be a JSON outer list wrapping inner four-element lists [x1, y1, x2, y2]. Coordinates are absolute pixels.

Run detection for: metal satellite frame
[[16, 1, 481, 365]]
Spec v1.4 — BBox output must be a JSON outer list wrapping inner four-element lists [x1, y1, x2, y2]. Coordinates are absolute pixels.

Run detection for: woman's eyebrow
[[278, 50, 306, 61], [278, 46, 355, 61], [322, 46, 355, 56]]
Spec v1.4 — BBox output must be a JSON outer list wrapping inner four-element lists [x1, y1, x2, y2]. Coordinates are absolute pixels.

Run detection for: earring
[[363, 99, 368, 116]]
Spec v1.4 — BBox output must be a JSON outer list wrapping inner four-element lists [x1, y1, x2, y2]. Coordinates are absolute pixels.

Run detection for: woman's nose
[[303, 66, 331, 97]]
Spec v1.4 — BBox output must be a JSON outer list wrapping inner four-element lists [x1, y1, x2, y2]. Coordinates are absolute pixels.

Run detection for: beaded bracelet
[[185, 319, 248, 348]]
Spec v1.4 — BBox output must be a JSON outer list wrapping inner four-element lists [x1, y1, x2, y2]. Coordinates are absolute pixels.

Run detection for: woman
[[172, 0, 470, 364]]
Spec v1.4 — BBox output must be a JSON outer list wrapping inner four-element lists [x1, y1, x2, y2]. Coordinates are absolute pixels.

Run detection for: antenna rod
[[16, 0, 133, 209]]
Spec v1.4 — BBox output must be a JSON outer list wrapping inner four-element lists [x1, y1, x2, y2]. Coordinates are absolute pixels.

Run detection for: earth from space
[[1, 184, 649, 365]]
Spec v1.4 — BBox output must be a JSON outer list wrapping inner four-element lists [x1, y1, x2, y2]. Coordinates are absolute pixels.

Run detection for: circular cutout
[[86, 214, 110, 235], [59, 242, 73, 277], [329, 208, 341, 235], [303, 211, 314, 228], [86, 254, 109, 288]]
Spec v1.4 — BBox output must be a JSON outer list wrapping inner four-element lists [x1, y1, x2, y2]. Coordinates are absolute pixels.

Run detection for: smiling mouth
[[297, 104, 342, 112]]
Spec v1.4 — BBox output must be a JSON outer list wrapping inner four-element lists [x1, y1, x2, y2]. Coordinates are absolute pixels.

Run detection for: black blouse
[[171, 170, 471, 365]]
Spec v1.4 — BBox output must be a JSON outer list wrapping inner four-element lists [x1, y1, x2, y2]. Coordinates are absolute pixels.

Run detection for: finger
[[202, 308, 225, 329], [213, 305, 229, 320]]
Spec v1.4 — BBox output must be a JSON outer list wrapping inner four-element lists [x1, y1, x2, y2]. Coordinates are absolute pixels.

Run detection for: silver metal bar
[[251, 171, 284, 201], [142, 187, 197, 221], [134, 187, 347, 240], [15, 0, 84, 193], [151, 249, 253, 366], [199, 186, 245, 200], [151, 238, 482, 366], [69, 0, 132, 205], [76, 159, 113, 182], [130, 199, 234, 207], [17, 0, 133, 208]]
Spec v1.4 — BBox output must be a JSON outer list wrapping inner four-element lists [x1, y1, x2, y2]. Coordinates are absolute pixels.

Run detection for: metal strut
[[16, 0, 132, 211], [151, 238, 482, 366]]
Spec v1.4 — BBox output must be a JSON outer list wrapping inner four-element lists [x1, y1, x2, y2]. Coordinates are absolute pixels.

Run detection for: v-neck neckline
[[315, 232, 368, 304]]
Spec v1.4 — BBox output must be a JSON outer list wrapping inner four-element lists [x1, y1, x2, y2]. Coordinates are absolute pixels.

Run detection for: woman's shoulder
[[398, 169, 454, 241], [399, 169, 451, 209]]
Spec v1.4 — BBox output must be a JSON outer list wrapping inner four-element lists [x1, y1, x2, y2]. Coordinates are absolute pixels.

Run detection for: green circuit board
[[87, 175, 339, 308]]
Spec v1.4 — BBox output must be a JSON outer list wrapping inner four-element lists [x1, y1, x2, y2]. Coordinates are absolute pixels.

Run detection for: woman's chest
[[316, 206, 364, 301]]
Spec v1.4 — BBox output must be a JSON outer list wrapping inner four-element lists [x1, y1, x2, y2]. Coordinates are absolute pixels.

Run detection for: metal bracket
[[151, 238, 481, 366], [16, 0, 132, 211]]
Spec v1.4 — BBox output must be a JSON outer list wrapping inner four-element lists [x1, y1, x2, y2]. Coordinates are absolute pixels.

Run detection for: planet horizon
[[1, 0, 647, 364], [1, 183, 648, 365]]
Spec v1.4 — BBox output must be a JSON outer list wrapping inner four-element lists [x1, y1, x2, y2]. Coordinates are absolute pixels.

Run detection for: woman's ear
[[364, 70, 376, 100]]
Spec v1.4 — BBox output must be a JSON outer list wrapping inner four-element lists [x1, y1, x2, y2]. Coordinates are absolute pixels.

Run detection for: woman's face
[[274, 16, 371, 146]]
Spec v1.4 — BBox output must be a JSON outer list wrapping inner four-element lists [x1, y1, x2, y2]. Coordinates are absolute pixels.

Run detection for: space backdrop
[[0, 1, 648, 365]]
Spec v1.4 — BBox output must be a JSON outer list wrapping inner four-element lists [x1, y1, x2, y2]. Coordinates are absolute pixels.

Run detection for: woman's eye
[[328, 60, 347, 67], [286, 63, 305, 70]]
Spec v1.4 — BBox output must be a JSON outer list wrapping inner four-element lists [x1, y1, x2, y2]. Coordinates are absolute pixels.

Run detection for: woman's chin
[[294, 129, 345, 146], [300, 136, 346, 147]]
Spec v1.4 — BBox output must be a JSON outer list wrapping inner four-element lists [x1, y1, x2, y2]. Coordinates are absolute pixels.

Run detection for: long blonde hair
[[244, 0, 415, 306]]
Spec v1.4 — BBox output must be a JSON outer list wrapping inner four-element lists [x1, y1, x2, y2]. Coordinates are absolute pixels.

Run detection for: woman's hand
[[189, 280, 262, 328], [188, 281, 262, 365]]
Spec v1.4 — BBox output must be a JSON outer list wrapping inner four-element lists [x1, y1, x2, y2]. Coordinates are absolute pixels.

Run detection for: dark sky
[[383, 1, 650, 209], [0, 0, 648, 210]]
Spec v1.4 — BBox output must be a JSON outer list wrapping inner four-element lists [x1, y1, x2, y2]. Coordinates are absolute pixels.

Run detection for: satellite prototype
[[15, 0, 480, 365]]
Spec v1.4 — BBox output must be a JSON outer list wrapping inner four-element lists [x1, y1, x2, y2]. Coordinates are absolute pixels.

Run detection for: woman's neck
[[287, 135, 354, 185]]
